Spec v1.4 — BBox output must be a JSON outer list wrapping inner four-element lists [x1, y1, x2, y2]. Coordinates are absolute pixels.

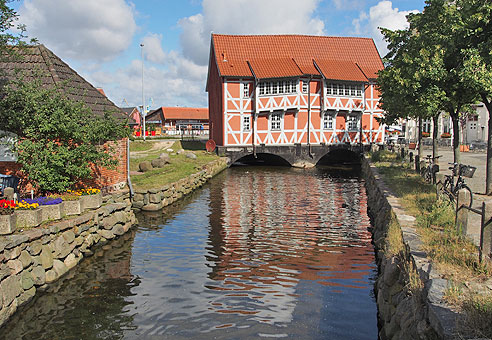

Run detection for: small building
[[145, 107, 209, 135], [0, 44, 130, 193], [206, 34, 385, 149], [121, 106, 141, 129]]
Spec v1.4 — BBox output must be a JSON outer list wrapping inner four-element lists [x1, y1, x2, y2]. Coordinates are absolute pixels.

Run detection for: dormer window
[[258, 80, 297, 96], [326, 83, 363, 97]]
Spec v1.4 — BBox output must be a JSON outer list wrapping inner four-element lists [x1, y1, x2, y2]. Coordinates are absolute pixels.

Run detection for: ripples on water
[[1, 166, 378, 340]]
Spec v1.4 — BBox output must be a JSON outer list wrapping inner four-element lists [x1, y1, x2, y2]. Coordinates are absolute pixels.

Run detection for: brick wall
[[0, 138, 128, 194]]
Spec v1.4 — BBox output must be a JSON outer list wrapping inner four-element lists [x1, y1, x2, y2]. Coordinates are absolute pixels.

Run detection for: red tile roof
[[211, 34, 383, 81], [161, 107, 208, 121], [248, 58, 303, 79], [314, 59, 367, 82]]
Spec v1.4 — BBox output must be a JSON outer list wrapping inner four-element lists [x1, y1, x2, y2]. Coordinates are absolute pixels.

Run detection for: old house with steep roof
[[146, 107, 209, 135], [0, 44, 130, 193], [206, 34, 385, 164]]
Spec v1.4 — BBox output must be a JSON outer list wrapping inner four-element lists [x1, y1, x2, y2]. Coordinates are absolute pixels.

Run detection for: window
[[258, 80, 297, 96], [347, 115, 358, 130], [323, 112, 334, 130], [243, 83, 250, 98], [326, 82, 363, 97], [271, 112, 282, 130], [302, 80, 308, 94], [423, 120, 431, 133], [259, 82, 265, 95], [243, 116, 251, 132]]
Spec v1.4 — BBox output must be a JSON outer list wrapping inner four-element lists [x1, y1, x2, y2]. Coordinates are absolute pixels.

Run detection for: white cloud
[[19, 0, 137, 62], [333, 0, 364, 11], [179, 0, 325, 65], [142, 33, 167, 64], [352, 1, 419, 56]]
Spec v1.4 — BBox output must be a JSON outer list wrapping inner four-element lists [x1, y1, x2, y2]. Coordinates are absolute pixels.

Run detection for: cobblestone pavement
[[420, 146, 490, 245]]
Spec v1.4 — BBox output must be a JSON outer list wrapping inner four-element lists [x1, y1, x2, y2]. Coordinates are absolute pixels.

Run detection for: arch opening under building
[[232, 153, 291, 167]]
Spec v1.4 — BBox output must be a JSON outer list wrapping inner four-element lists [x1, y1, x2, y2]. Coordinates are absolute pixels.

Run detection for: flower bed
[[0, 188, 102, 233]]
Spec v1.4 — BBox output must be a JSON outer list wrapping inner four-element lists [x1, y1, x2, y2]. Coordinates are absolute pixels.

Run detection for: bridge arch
[[315, 148, 361, 166], [232, 153, 292, 166]]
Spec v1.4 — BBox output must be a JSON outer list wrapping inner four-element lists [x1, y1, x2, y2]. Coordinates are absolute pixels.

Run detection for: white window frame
[[323, 112, 335, 130], [270, 112, 282, 131], [347, 115, 359, 131], [326, 82, 363, 98], [243, 83, 250, 98], [258, 79, 298, 96], [302, 80, 308, 94], [243, 115, 251, 132]]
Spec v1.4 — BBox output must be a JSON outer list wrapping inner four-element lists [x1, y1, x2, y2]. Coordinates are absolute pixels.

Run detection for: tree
[[0, 1, 34, 59], [457, 0, 492, 194], [0, 76, 130, 194], [377, 17, 444, 171]]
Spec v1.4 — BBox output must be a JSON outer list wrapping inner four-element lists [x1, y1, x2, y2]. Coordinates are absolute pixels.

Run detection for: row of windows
[[258, 80, 297, 96], [242, 113, 360, 132], [326, 83, 363, 97], [247, 81, 363, 98]]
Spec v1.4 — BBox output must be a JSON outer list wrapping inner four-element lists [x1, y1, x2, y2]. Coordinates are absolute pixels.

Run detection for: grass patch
[[130, 140, 220, 190], [130, 140, 154, 152], [372, 156, 492, 338]]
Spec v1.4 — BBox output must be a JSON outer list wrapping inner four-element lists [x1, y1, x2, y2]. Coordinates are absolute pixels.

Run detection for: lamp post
[[140, 43, 146, 141]]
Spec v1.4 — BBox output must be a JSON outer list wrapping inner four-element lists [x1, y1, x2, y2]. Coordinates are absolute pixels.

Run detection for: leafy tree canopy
[[0, 76, 130, 193]]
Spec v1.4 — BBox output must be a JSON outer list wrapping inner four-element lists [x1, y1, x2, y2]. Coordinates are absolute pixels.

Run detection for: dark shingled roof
[[0, 44, 127, 120]]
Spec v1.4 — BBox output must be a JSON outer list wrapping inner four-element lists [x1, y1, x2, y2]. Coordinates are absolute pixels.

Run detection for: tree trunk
[[451, 109, 461, 164], [481, 94, 492, 195], [432, 115, 439, 162], [416, 116, 423, 173]]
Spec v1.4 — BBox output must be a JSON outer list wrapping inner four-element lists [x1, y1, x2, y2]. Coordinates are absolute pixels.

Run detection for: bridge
[[216, 144, 367, 167]]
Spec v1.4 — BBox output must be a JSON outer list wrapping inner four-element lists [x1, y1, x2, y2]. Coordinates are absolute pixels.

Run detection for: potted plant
[[15, 200, 42, 229], [422, 131, 430, 138], [50, 192, 81, 216], [0, 199, 16, 234], [73, 188, 102, 210], [24, 197, 65, 221], [441, 132, 451, 138]]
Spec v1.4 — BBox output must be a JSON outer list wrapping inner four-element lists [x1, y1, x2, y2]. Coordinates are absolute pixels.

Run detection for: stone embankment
[[0, 190, 136, 328], [132, 158, 228, 211], [363, 158, 458, 340]]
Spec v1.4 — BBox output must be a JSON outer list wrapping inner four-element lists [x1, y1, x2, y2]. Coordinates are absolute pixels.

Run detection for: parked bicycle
[[436, 163, 475, 208], [420, 155, 441, 183]]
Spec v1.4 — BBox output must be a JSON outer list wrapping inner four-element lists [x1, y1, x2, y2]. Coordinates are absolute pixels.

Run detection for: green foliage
[[0, 77, 130, 193]]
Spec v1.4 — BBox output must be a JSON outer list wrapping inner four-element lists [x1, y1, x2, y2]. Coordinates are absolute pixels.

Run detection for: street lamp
[[140, 43, 146, 141]]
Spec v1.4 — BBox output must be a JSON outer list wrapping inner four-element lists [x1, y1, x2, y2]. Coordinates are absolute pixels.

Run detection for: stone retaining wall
[[363, 158, 458, 340], [0, 189, 136, 328], [131, 158, 228, 211]]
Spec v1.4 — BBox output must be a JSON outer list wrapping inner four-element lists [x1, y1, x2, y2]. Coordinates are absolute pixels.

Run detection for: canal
[[0, 166, 378, 339]]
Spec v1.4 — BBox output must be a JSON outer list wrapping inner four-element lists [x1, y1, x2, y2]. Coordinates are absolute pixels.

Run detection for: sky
[[11, 0, 425, 110]]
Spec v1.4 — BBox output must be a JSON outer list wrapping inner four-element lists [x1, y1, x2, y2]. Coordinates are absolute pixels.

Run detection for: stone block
[[142, 203, 162, 211], [0, 214, 16, 235], [17, 286, 35, 306], [80, 193, 102, 211], [52, 236, 71, 259], [5, 247, 21, 260], [20, 271, 34, 290], [31, 265, 46, 286], [28, 241, 42, 256], [98, 229, 114, 240], [132, 201, 144, 209], [45, 269, 57, 283], [7, 259, 23, 275], [0, 298, 17, 328], [64, 253, 78, 270], [151, 158, 168, 168], [19, 250, 33, 269], [149, 192, 162, 203], [0, 274, 21, 307], [62, 230, 75, 244], [4, 234, 28, 250], [15, 209, 42, 229], [52, 259, 68, 278], [64, 200, 82, 216], [133, 193, 144, 202], [112, 224, 126, 236], [40, 202, 65, 222], [40, 245, 54, 270]]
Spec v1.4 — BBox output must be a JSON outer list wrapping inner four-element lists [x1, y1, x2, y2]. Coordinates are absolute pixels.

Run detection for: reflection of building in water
[[207, 168, 374, 324]]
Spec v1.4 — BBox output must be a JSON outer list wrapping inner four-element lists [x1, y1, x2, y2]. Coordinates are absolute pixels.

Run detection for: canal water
[[1, 166, 378, 340]]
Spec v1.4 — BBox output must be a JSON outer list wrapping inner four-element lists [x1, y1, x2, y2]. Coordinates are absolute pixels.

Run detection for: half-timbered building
[[206, 34, 384, 163]]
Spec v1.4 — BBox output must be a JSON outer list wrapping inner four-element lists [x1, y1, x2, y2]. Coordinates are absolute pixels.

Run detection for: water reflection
[[0, 166, 377, 340]]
